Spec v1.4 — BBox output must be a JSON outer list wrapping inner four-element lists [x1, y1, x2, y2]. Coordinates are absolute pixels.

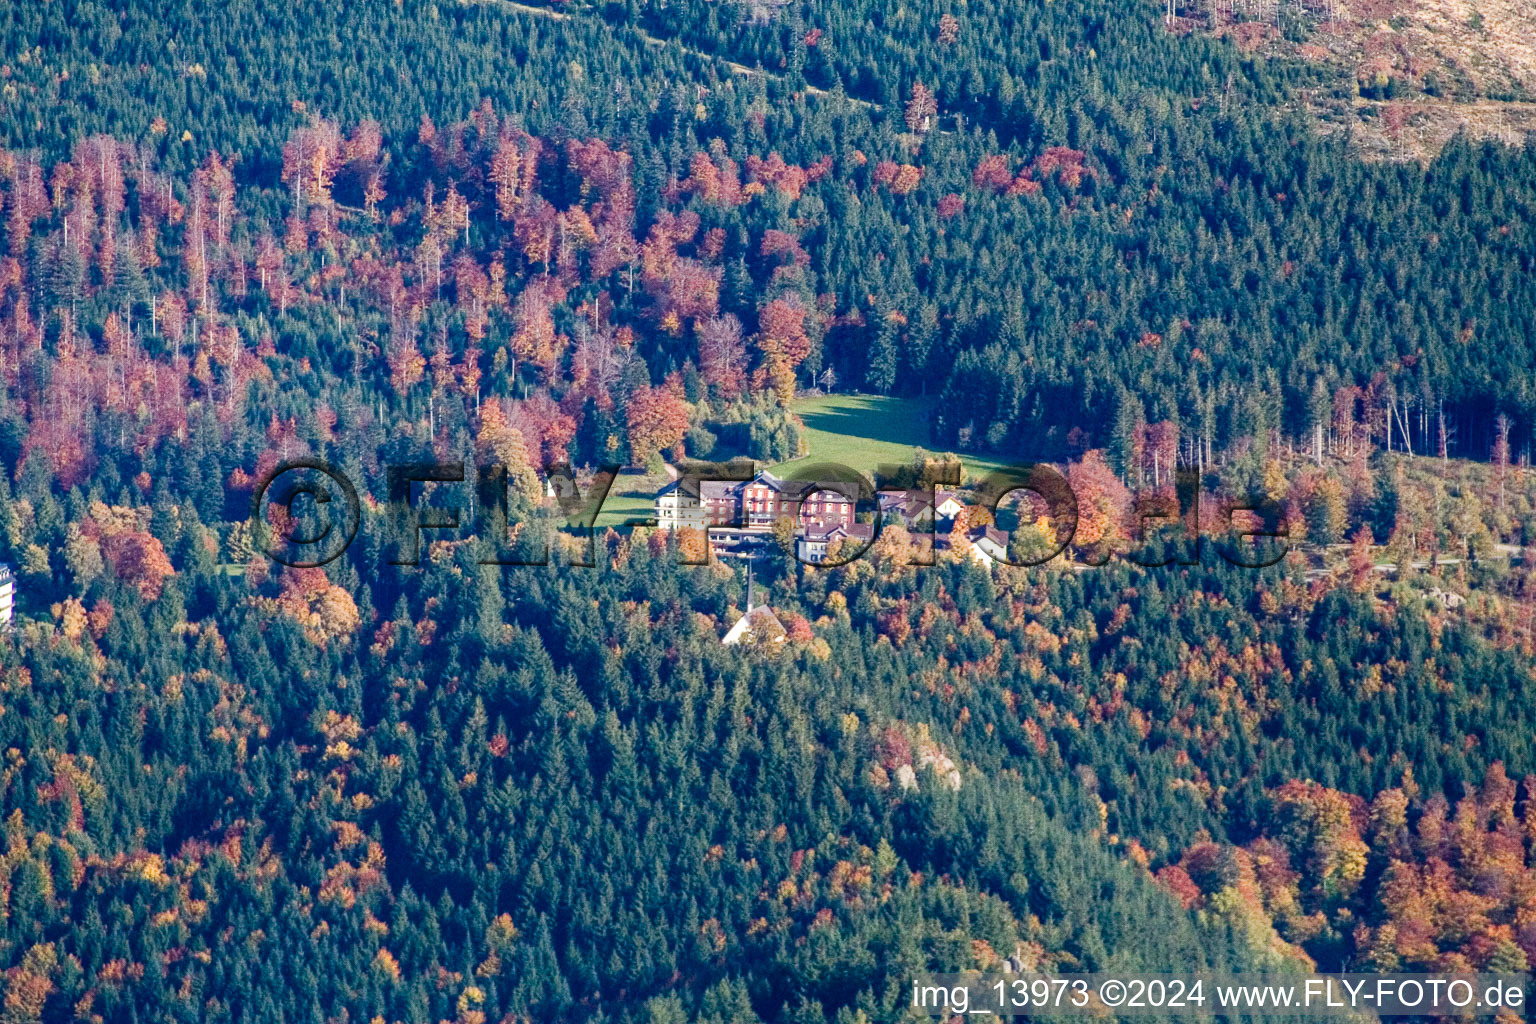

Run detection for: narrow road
[[473, 0, 877, 108], [1300, 542, 1530, 580]]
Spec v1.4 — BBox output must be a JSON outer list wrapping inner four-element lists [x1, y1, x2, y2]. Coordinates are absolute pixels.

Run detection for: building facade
[[654, 479, 708, 530], [654, 468, 971, 561], [657, 471, 858, 533], [795, 522, 875, 564]]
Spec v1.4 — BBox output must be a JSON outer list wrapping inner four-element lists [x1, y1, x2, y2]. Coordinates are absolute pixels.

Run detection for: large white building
[[654, 478, 709, 530]]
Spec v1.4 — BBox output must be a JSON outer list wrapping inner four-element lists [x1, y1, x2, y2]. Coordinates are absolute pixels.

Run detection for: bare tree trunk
[[1494, 412, 1512, 512]]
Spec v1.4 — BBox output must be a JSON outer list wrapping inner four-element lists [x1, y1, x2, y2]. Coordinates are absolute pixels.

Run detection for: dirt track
[[468, 0, 875, 108]]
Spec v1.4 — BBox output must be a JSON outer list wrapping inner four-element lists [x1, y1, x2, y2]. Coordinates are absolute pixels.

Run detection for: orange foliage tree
[[625, 385, 690, 466], [754, 298, 813, 403]]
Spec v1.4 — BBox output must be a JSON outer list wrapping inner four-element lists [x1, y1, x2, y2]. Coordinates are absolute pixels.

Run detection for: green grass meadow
[[775, 394, 1012, 481]]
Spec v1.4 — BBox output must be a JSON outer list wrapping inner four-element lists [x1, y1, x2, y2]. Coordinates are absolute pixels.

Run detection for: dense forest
[[5, 0, 1536, 458], [1, 0, 1535, 1020]]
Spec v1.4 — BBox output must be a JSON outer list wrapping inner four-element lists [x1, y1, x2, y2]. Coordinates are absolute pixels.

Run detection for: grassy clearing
[[776, 393, 1013, 483], [592, 477, 658, 531]]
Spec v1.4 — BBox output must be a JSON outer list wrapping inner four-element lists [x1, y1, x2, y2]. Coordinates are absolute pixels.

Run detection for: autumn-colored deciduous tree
[[437, 183, 470, 246], [625, 385, 690, 466], [905, 82, 937, 133], [510, 283, 563, 377], [681, 150, 744, 207], [0, 943, 55, 1024], [1305, 475, 1349, 546], [200, 152, 235, 250], [477, 402, 542, 500], [387, 331, 426, 397], [1068, 450, 1132, 548], [1033, 147, 1093, 188], [751, 298, 813, 403], [743, 153, 809, 201], [509, 391, 577, 465], [1155, 864, 1202, 909], [636, 213, 716, 333], [676, 526, 710, 564], [84, 504, 175, 601], [272, 567, 360, 644], [488, 129, 546, 225], [281, 119, 344, 208], [890, 164, 923, 195], [1170, 769, 1536, 974], [513, 196, 558, 268], [565, 137, 626, 201], [972, 155, 1014, 192], [1268, 780, 1370, 900], [759, 229, 808, 269], [698, 314, 747, 398], [1347, 524, 1376, 590], [873, 161, 923, 195]]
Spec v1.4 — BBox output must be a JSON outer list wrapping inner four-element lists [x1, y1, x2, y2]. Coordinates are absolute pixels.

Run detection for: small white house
[[966, 527, 1011, 568], [796, 522, 874, 564], [935, 493, 966, 524], [877, 489, 966, 530]]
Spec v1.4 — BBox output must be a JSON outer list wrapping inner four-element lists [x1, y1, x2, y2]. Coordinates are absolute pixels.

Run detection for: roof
[[801, 522, 875, 543], [655, 464, 760, 501], [878, 488, 961, 519], [659, 467, 875, 506], [880, 489, 940, 516], [722, 605, 787, 645], [880, 488, 930, 505], [969, 526, 1010, 556]]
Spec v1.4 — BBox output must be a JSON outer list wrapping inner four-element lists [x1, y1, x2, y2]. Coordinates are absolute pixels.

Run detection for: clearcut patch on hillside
[[1178, 0, 1536, 159]]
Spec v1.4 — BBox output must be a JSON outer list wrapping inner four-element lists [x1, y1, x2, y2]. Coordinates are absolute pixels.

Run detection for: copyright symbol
[[249, 458, 361, 568], [1100, 980, 1126, 1007]]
